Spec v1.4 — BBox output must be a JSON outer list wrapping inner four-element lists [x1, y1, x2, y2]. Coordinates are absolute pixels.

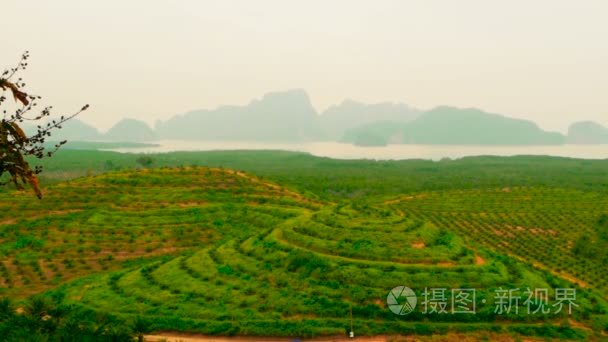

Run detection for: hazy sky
[[3, 0, 607, 132]]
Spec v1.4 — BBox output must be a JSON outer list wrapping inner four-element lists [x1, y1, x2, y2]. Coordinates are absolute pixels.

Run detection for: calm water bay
[[107, 140, 608, 161]]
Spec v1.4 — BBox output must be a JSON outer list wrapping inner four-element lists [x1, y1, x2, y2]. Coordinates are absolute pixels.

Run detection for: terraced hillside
[[0, 167, 319, 297], [0, 167, 607, 339], [387, 187, 608, 297]]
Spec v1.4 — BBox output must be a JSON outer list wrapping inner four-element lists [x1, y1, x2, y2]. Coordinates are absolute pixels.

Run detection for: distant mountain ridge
[[342, 107, 566, 146], [104, 118, 157, 142], [155, 89, 324, 142], [35, 118, 158, 143], [41, 89, 605, 145], [319, 99, 420, 140], [567, 121, 608, 144], [50, 119, 103, 141]]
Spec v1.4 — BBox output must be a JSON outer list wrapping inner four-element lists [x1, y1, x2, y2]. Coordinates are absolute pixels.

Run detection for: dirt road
[[144, 334, 388, 342]]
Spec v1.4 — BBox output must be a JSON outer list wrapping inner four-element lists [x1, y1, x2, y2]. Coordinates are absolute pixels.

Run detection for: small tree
[[135, 155, 154, 168], [0, 52, 88, 198], [131, 316, 151, 342]]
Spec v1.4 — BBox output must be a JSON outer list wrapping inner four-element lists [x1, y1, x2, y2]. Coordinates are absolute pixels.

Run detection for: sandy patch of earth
[[411, 242, 425, 249]]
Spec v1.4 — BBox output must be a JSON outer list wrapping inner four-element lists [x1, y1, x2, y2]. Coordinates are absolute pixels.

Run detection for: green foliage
[[0, 152, 607, 339], [435, 229, 454, 247], [597, 214, 608, 241], [14, 235, 44, 250], [0, 296, 134, 341], [22, 150, 608, 198], [571, 213, 608, 265], [135, 156, 154, 168]]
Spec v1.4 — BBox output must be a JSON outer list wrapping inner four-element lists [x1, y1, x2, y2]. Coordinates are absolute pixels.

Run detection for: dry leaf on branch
[[0, 79, 29, 106]]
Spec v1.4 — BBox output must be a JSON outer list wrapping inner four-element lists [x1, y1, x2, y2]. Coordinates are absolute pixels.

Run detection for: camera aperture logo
[[387, 286, 417, 315]]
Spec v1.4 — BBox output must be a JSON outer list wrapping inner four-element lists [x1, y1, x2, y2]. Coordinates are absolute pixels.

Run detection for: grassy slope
[[1, 151, 607, 339]]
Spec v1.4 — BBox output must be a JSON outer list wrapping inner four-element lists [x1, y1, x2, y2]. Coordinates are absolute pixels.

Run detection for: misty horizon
[[45, 88, 604, 135], [3, 0, 607, 133]]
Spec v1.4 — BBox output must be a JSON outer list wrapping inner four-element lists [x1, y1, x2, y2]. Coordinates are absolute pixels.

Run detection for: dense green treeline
[[20, 150, 608, 199], [0, 296, 137, 341]]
